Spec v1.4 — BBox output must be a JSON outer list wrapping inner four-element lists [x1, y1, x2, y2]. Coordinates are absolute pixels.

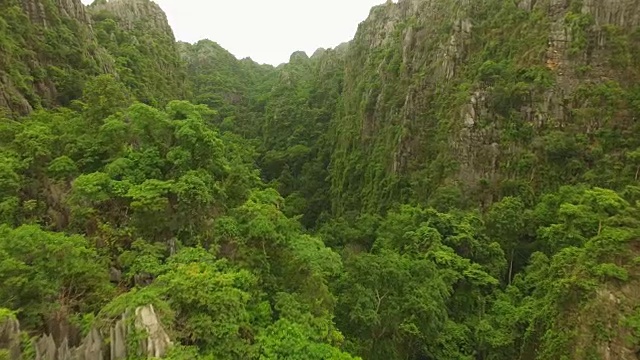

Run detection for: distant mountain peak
[[90, 0, 174, 38]]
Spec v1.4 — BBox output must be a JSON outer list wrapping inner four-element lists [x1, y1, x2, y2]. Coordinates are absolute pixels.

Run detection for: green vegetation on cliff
[[1, 0, 640, 359]]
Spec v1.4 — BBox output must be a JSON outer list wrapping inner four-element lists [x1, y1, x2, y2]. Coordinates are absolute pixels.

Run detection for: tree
[[485, 197, 526, 284], [0, 225, 113, 330]]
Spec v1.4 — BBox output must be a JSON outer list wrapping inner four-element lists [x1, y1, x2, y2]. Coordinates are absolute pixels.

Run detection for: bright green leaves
[[486, 196, 527, 283], [90, 5, 185, 107], [258, 318, 360, 360], [47, 155, 79, 180], [485, 185, 640, 360], [336, 250, 450, 360], [0, 89, 362, 358], [0, 156, 21, 225], [534, 186, 632, 254], [0, 225, 113, 330], [157, 249, 258, 358], [81, 74, 133, 123], [100, 244, 352, 359], [24, 101, 246, 248], [13, 121, 53, 167], [332, 205, 504, 360], [128, 179, 172, 213], [227, 188, 343, 318], [72, 172, 114, 205]]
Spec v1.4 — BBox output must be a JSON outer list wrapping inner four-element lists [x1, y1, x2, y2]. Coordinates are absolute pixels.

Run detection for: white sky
[[82, 0, 388, 65]]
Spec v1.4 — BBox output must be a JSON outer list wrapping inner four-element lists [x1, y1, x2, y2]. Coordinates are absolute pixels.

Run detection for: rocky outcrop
[[109, 305, 172, 360], [134, 305, 172, 358], [0, 0, 113, 117], [87, 0, 186, 106], [0, 305, 172, 360], [90, 0, 175, 39], [0, 0, 182, 117], [21, 0, 91, 28], [0, 313, 21, 360], [289, 51, 310, 63]]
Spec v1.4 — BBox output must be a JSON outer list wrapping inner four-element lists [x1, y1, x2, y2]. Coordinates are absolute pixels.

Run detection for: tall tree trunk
[[508, 249, 515, 285], [598, 220, 602, 235]]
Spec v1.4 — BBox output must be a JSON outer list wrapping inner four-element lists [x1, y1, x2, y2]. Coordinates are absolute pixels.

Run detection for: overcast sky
[[82, 0, 388, 65]]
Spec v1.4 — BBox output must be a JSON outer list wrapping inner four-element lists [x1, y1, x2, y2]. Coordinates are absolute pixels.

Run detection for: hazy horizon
[[81, 0, 389, 65]]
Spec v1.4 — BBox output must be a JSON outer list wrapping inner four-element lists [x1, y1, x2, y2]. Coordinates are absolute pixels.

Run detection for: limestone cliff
[[90, 0, 173, 36], [179, 39, 277, 137], [329, 0, 640, 213], [0, 0, 185, 116], [0, 0, 113, 116]]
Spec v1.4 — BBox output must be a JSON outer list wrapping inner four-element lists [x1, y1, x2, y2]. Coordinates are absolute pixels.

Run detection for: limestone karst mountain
[[1, 0, 640, 359]]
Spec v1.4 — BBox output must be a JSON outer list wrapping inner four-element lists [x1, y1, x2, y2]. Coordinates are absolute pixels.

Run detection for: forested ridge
[[1, 0, 640, 359]]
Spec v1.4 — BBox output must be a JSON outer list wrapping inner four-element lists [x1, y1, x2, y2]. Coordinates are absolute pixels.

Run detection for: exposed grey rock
[[1, 305, 170, 360], [33, 334, 56, 360], [110, 312, 128, 360], [21, 0, 92, 27], [109, 305, 172, 360], [71, 329, 103, 360], [90, 0, 176, 40], [134, 305, 172, 358], [0, 314, 22, 360], [582, 0, 640, 27], [134, 272, 154, 287], [109, 267, 122, 283]]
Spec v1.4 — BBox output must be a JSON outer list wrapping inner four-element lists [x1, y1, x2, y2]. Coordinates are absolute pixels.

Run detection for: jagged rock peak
[[90, 0, 175, 38], [0, 305, 171, 360]]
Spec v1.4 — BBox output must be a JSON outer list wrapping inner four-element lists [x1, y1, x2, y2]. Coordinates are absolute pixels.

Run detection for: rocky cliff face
[[88, 0, 186, 106], [22, 0, 92, 26], [0, 0, 184, 116], [90, 0, 174, 38], [329, 0, 640, 213], [0, 0, 112, 116]]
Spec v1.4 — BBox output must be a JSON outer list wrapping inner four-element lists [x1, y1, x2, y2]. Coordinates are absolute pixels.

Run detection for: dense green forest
[[1, 0, 640, 359]]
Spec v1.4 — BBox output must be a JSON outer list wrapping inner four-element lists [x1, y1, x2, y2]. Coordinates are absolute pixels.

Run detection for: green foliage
[[90, 4, 186, 106], [2, 0, 640, 359], [0, 0, 108, 115], [0, 86, 351, 358], [565, 11, 595, 56], [258, 318, 360, 360], [0, 225, 113, 330]]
